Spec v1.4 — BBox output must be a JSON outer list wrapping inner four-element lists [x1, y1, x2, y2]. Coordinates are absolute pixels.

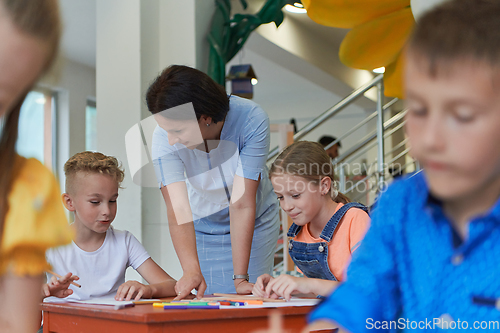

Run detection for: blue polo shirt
[[309, 171, 500, 332]]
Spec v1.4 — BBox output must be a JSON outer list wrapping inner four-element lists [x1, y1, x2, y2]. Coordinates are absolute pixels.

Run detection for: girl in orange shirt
[[252, 141, 370, 300]]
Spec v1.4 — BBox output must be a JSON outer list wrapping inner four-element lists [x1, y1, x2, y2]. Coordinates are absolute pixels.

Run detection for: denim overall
[[287, 202, 369, 281]]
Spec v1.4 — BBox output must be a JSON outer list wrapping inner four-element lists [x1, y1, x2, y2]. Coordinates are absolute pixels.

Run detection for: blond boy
[[42, 152, 176, 301]]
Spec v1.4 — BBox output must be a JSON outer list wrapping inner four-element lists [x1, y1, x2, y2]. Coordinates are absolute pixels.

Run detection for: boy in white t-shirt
[[42, 151, 176, 302]]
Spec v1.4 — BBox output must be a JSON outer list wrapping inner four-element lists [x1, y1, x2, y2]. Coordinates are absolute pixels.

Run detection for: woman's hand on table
[[235, 279, 254, 294], [174, 270, 206, 300]]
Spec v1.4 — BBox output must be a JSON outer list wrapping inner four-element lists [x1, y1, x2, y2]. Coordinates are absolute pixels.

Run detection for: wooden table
[[41, 302, 315, 333]]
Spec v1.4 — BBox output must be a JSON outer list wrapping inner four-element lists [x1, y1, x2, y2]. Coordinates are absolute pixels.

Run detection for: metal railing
[[323, 98, 399, 152], [267, 74, 384, 160], [270, 74, 416, 273], [266, 73, 412, 198], [331, 106, 405, 165]]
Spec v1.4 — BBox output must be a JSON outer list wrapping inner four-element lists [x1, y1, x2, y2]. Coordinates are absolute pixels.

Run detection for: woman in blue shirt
[[148, 65, 279, 297]]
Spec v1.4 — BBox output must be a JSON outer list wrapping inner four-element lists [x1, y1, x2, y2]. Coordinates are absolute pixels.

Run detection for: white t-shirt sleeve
[[125, 231, 151, 270]]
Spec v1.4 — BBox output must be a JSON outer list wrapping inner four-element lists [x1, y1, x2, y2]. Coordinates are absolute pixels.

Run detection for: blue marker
[[229, 301, 245, 307]]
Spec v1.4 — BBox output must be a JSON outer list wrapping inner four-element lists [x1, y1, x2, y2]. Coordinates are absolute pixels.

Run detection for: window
[[86, 99, 97, 151], [16, 90, 56, 168]]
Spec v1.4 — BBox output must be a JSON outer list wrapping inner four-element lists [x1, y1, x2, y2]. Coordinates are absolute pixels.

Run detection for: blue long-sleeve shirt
[[309, 171, 500, 332]]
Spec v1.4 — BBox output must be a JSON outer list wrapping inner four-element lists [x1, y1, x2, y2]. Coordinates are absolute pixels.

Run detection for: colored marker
[[243, 300, 264, 305], [170, 301, 209, 305], [163, 305, 220, 309], [185, 302, 209, 305], [229, 301, 245, 307], [186, 305, 220, 309], [154, 302, 189, 307], [225, 299, 264, 305]]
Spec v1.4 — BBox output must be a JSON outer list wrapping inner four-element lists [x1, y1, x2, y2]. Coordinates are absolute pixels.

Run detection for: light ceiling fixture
[[285, 3, 307, 14], [35, 97, 46, 104]]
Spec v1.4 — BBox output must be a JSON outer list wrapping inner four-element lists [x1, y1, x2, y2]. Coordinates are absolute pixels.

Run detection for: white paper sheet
[[44, 295, 161, 306]]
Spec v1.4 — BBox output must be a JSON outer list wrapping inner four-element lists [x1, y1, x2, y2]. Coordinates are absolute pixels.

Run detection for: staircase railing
[[268, 74, 384, 160], [269, 74, 417, 274], [267, 74, 416, 201]]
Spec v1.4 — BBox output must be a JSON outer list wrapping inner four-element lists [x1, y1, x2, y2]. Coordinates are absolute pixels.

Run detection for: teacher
[[148, 65, 279, 297]]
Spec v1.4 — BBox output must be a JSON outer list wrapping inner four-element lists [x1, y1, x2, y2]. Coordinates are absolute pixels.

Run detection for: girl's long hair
[[270, 141, 350, 204]]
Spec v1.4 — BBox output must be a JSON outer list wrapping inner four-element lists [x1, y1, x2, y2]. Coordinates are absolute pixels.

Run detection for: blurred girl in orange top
[[0, 0, 73, 331]]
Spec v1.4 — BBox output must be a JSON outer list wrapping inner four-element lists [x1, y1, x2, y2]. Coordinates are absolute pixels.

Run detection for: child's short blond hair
[[64, 151, 125, 194]]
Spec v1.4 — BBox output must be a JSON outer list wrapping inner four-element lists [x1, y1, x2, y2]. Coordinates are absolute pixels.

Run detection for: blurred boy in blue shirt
[[306, 0, 500, 332]]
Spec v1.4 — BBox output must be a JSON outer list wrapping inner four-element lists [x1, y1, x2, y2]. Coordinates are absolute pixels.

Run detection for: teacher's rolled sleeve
[[235, 107, 270, 181], [152, 125, 186, 188]]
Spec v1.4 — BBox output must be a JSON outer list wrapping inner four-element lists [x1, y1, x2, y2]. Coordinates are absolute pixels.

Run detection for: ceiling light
[[251, 78, 258, 85], [35, 97, 46, 104], [372, 67, 385, 74], [285, 4, 307, 14]]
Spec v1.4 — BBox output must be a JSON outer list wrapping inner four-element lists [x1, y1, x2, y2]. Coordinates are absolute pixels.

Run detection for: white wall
[[95, 0, 216, 282]]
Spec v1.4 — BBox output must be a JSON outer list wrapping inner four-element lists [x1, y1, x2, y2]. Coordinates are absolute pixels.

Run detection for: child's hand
[[252, 274, 279, 298], [115, 280, 152, 301], [264, 275, 306, 301], [42, 272, 79, 298]]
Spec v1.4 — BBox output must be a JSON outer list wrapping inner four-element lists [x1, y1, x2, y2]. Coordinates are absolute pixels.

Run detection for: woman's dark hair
[[146, 65, 230, 123]]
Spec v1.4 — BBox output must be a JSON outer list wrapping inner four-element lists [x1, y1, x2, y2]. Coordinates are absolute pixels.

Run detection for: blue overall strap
[[287, 223, 302, 237], [319, 202, 368, 242]]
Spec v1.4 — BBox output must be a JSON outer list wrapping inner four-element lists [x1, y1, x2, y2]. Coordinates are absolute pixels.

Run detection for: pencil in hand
[[47, 269, 81, 288]]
